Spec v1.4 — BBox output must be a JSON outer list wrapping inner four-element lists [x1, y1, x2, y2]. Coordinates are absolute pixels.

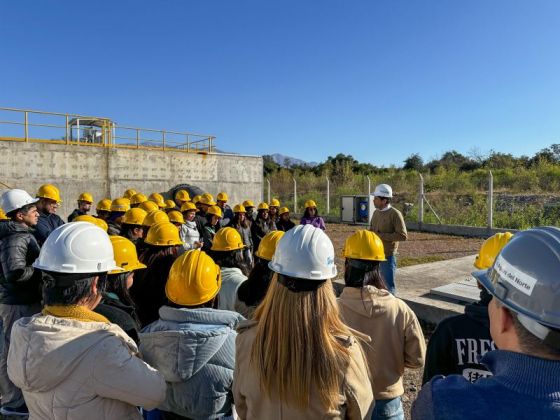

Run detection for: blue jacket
[[413, 350, 560, 420], [140, 306, 244, 419], [34, 211, 64, 246]]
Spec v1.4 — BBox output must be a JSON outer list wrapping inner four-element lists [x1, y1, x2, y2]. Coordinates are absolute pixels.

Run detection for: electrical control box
[[340, 195, 375, 224]]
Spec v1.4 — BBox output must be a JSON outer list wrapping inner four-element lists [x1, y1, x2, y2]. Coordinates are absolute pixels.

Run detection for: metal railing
[[0, 107, 216, 153]]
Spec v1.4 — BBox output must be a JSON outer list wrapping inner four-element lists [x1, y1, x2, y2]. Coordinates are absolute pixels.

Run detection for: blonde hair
[[251, 275, 356, 411]]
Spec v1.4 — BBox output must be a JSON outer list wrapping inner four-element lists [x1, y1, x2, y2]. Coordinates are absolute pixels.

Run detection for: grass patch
[[399, 255, 446, 267]]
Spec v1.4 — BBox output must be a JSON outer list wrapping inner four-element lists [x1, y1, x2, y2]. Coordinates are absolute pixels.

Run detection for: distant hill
[[269, 153, 318, 168]]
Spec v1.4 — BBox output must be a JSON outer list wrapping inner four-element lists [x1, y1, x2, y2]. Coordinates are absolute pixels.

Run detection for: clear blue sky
[[1, 1, 559, 167]]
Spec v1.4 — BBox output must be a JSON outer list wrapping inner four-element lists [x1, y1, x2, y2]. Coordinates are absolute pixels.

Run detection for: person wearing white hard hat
[[233, 225, 374, 419], [7, 222, 166, 419], [369, 183, 407, 295], [0, 189, 42, 416]]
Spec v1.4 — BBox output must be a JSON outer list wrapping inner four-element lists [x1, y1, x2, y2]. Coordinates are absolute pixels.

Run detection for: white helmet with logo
[[34, 222, 123, 274], [0, 189, 39, 214], [373, 184, 393, 198], [269, 224, 337, 280]]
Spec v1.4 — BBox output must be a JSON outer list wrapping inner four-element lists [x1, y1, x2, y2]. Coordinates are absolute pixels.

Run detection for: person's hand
[[194, 241, 203, 248]]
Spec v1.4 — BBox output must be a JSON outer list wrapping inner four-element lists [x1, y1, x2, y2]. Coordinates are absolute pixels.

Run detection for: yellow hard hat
[[270, 198, 281, 207], [279, 206, 290, 215], [165, 250, 221, 306], [78, 192, 93, 203], [217, 192, 229, 202], [122, 208, 148, 226], [255, 231, 285, 261], [233, 204, 246, 213], [168, 210, 185, 224], [474, 232, 514, 270], [202, 193, 214, 201], [37, 184, 62, 203], [257, 202, 269, 210], [123, 189, 137, 200], [142, 210, 170, 227], [165, 200, 176, 210], [148, 192, 166, 208], [145, 221, 183, 246], [96, 198, 112, 212], [305, 199, 317, 209], [139, 200, 159, 213], [243, 200, 255, 208], [73, 215, 108, 232], [0, 208, 8, 220], [180, 202, 198, 213], [175, 189, 191, 203], [111, 198, 131, 212], [211, 227, 245, 251], [343, 230, 386, 261], [199, 195, 217, 206], [130, 193, 148, 206], [192, 195, 202, 204], [109, 236, 147, 274], [207, 205, 223, 218]]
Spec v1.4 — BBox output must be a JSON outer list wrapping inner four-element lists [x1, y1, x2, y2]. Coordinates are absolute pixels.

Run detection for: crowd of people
[[0, 182, 558, 419]]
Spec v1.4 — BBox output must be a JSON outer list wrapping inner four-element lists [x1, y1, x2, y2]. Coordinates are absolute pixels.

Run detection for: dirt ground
[[326, 223, 483, 419]]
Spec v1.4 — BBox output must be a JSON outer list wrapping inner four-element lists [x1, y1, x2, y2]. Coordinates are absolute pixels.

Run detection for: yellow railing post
[[24, 111, 28, 142]]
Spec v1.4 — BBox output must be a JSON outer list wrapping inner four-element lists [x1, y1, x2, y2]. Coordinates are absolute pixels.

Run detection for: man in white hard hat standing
[[0, 189, 42, 416], [369, 184, 407, 295]]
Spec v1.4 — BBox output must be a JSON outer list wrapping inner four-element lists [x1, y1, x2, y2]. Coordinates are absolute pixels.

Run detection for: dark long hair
[[237, 257, 274, 307], [106, 272, 141, 325], [231, 212, 249, 229], [303, 207, 320, 218], [343, 259, 387, 290], [210, 249, 251, 277]]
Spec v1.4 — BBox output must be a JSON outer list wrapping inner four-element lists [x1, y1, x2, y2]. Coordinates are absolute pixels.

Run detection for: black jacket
[[67, 209, 85, 222], [0, 222, 42, 305], [34, 211, 64, 246], [201, 223, 217, 253], [251, 218, 274, 252], [95, 292, 141, 344], [276, 218, 295, 232], [422, 290, 495, 384]]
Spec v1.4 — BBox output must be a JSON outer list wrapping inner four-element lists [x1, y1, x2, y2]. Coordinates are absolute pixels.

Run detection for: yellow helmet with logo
[[305, 199, 317, 209], [73, 215, 108, 232], [207, 205, 223, 218], [123, 189, 137, 200], [109, 236, 147, 274], [110, 198, 130, 213], [130, 193, 148, 206], [257, 202, 269, 211], [243, 200, 255, 208], [78, 192, 93, 203], [145, 221, 183, 246], [175, 189, 191, 203], [270, 198, 280, 207], [148, 192, 166, 208], [166, 250, 221, 306], [37, 184, 62, 203], [474, 232, 514, 270], [122, 208, 148, 226], [217, 192, 229, 202], [211, 227, 245, 251], [142, 210, 170, 227], [168, 210, 185, 224], [343, 230, 386, 261], [279, 206, 290, 215], [180, 202, 198, 213], [139, 200, 159, 213], [96, 198, 112, 212], [255, 231, 285, 261], [233, 204, 246, 213]]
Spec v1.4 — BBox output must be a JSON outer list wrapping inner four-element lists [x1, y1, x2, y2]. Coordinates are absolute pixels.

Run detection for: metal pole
[[367, 175, 371, 196], [136, 129, 140, 149], [488, 170, 493, 229], [162, 131, 166, 151], [65, 114, 69, 144], [326, 176, 330, 214], [293, 177, 297, 214], [267, 178, 271, 203], [24, 111, 28, 142], [418, 173, 424, 224]]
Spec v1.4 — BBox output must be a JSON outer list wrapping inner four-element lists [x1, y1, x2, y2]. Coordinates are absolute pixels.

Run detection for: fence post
[[367, 175, 371, 196], [418, 173, 424, 225], [24, 111, 29, 142], [65, 114, 69, 144], [136, 129, 140, 149], [162, 131, 166, 151], [266, 178, 271, 203], [487, 171, 493, 229], [326, 176, 330, 214], [293, 177, 297, 214]]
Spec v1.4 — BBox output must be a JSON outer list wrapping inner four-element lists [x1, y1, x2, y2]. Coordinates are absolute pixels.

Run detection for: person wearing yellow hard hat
[[300, 199, 326, 231], [242, 200, 256, 222], [167, 210, 184, 227], [68, 192, 94, 222], [174, 189, 191, 208], [138, 200, 159, 213], [179, 202, 203, 251], [120, 208, 148, 244], [227, 204, 253, 267], [276, 206, 295, 232], [94, 236, 146, 344], [95, 198, 112, 221], [34, 184, 65, 246], [209, 227, 250, 311], [268, 198, 281, 226], [164, 199, 177, 213], [73, 214, 109, 232], [130, 221, 184, 327], [216, 192, 234, 227], [148, 192, 166, 209], [251, 202, 276, 254], [129, 193, 148, 208], [123, 189, 137, 200], [422, 232, 513, 386], [140, 249, 243, 419], [338, 229, 425, 419], [106, 198, 131, 236], [201, 206, 222, 253], [234, 230, 285, 318], [136, 210, 170, 254]]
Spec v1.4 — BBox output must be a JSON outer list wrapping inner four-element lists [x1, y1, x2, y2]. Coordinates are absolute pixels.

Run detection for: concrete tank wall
[[0, 142, 263, 218]]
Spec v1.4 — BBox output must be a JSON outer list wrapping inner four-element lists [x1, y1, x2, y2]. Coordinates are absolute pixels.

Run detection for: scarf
[[42, 305, 110, 323]]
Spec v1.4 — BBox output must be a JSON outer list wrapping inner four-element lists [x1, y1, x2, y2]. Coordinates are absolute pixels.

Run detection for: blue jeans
[[372, 397, 404, 420], [380, 255, 397, 295]]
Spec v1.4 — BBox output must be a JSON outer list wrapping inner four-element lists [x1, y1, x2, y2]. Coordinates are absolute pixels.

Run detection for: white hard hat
[[373, 184, 393, 198], [0, 189, 39, 214], [269, 224, 337, 280], [33, 222, 123, 274]]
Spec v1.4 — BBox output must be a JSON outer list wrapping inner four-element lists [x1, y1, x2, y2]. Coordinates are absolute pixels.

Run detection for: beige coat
[[8, 314, 166, 419], [233, 320, 374, 419], [338, 286, 426, 400]]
